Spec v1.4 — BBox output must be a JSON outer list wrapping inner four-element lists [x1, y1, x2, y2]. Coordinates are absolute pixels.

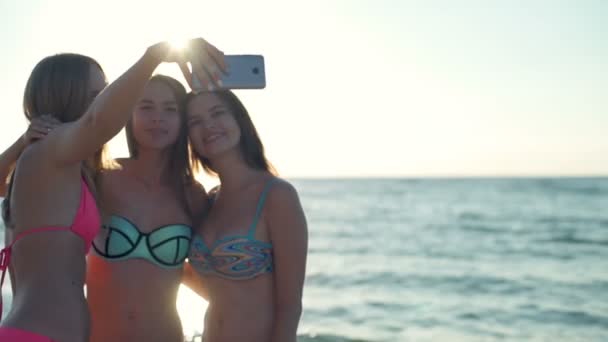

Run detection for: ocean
[[2, 178, 608, 341]]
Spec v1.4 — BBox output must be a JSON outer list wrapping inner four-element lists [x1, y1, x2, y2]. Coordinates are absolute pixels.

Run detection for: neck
[[129, 147, 171, 185], [212, 150, 263, 191]]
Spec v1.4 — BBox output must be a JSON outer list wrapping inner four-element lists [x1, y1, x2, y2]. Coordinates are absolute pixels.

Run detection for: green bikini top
[[93, 215, 192, 268]]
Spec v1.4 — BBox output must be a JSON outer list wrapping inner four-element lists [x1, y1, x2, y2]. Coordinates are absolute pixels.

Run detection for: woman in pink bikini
[[0, 39, 224, 342]]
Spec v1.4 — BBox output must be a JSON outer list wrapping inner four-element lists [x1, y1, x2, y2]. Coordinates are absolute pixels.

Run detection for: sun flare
[[176, 285, 208, 339]]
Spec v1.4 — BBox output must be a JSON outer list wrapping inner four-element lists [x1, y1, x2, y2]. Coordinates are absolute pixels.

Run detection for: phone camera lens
[[252, 67, 259, 75]]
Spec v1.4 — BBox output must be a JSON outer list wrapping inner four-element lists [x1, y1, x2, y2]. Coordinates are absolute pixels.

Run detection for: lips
[[145, 128, 168, 135], [203, 133, 224, 145]]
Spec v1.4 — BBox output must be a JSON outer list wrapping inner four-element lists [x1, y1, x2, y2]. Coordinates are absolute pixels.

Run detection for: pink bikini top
[[0, 177, 100, 320]]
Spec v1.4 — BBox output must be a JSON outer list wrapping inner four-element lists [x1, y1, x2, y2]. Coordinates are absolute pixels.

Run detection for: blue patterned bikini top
[[188, 180, 275, 280]]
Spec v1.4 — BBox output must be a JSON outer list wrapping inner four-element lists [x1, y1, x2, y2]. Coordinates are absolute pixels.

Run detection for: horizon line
[[280, 174, 608, 180]]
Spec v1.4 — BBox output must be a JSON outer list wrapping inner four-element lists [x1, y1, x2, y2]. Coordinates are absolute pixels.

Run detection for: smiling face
[[130, 80, 182, 152], [186, 92, 242, 159], [185, 90, 275, 176]]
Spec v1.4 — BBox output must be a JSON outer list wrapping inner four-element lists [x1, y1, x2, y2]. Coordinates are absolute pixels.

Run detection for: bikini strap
[[0, 226, 71, 320], [0, 226, 72, 270], [0, 246, 11, 321], [247, 179, 277, 237]]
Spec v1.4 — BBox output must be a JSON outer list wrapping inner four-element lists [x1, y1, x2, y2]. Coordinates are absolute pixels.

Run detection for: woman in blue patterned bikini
[[184, 90, 308, 342]]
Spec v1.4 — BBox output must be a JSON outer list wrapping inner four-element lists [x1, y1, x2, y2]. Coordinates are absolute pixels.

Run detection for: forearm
[[86, 50, 161, 142], [181, 262, 210, 300], [181, 275, 210, 300], [0, 137, 25, 196], [271, 304, 302, 342]]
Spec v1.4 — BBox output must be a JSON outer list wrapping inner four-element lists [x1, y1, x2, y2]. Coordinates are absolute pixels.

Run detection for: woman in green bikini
[[0, 39, 225, 341], [84, 74, 209, 342]]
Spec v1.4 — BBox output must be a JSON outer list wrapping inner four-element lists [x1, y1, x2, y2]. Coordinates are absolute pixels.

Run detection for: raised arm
[[267, 181, 308, 342], [42, 39, 225, 166]]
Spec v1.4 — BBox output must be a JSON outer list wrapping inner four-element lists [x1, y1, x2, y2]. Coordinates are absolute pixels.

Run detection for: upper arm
[[0, 178, 8, 197], [1, 167, 11, 196], [38, 115, 113, 166], [267, 181, 308, 309]]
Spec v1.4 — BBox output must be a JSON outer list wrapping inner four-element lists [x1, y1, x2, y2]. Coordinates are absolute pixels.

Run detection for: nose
[[202, 118, 215, 129], [148, 109, 164, 123]]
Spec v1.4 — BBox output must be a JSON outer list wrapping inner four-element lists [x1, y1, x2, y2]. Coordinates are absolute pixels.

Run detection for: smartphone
[[191, 54, 266, 90]]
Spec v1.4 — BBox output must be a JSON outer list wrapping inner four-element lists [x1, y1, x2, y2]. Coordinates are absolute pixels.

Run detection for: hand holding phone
[[192, 55, 266, 91]]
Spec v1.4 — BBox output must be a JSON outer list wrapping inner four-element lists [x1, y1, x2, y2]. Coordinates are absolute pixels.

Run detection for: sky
[[0, 0, 607, 178]]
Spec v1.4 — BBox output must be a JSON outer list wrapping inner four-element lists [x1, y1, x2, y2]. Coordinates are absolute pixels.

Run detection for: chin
[[139, 142, 173, 151], [201, 146, 230, 160], [199, 150, 219, 160]]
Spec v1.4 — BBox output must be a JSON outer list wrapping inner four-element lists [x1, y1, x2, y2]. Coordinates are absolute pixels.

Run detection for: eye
[[140, 105, 153, 110], [211, 110, 225, 118], [165, 107, 178, 112]]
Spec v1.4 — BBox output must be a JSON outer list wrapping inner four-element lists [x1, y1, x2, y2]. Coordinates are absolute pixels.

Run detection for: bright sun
[[176, 285, 208, 339], [169, 38, 189, 52]]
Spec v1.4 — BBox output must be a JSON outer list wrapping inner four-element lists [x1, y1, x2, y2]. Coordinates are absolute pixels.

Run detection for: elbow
[[82, 109, 101, 131], [293, 301, 303, 318], [276, 300, 302, 320], [197, 287, 211, 301], [84, 107, 118, 142], [86, 106, 108, 130]]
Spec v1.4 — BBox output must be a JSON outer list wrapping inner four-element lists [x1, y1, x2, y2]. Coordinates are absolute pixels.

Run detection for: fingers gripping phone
[[192, 55, 266, 90]]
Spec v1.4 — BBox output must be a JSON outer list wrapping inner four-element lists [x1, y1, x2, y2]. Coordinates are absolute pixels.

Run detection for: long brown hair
[[184, 90, 276, 176], [124, 75, 194, 215], [2, 53, 107, 226]]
